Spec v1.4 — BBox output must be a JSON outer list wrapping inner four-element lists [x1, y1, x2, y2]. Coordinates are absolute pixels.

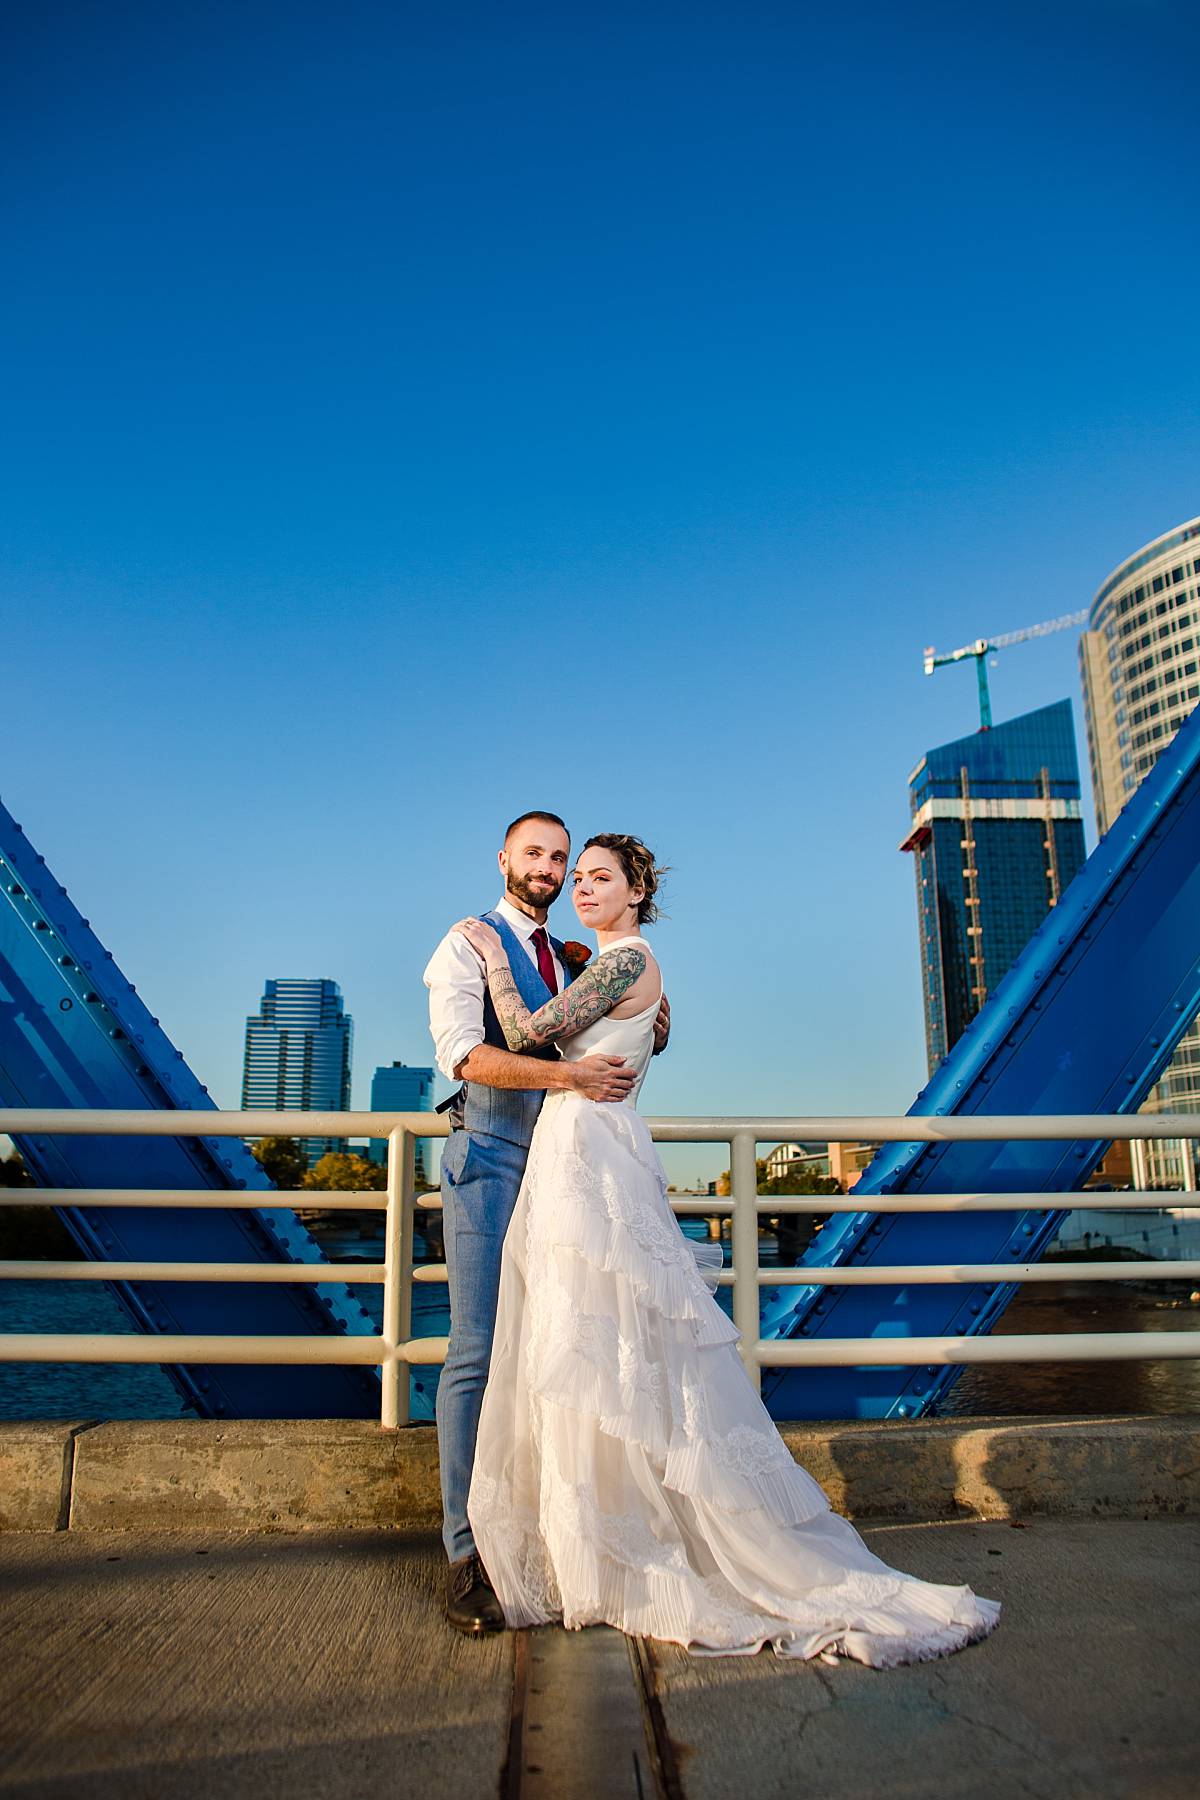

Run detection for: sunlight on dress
[[469, 939, 1000, 1666]]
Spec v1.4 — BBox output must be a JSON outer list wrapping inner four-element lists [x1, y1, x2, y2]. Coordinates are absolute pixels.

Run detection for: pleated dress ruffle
[[468, 1091, 1000, 1667]]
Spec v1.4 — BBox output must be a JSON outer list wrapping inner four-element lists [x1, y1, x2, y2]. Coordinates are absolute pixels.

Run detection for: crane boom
[[922, 607, 1090, 729], [988, 608, 1090, 651]]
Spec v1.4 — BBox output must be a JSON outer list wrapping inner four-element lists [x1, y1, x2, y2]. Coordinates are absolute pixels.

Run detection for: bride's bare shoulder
[[596, 938, 661, 1015]]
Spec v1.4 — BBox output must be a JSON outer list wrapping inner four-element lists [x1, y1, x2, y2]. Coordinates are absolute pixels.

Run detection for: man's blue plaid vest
[[455, 908, 578, 1146]]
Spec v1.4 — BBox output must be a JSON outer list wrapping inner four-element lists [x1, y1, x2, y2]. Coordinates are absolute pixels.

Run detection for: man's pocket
[[440, 1128, 470, 1187], [440, 1132, 525, 1238]]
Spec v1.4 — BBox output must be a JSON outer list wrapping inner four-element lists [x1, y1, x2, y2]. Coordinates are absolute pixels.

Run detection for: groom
[[424, 808, 670, 1633]]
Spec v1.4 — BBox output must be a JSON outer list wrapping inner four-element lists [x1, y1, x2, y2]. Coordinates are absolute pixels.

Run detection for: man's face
[[499, 819, 571, 910]]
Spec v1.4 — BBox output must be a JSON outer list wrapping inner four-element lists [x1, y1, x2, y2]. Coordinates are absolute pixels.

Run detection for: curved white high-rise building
[[1079, 516, 1200, 1188]]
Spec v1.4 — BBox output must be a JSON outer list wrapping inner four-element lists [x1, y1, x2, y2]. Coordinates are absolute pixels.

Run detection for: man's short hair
[[504, 810, 569, 845]]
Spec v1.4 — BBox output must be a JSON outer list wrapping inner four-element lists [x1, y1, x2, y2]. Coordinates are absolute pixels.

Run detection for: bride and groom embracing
[[423, 810, 999, 1666]]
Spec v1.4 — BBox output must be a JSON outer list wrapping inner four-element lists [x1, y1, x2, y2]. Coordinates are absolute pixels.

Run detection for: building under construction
[[901, 699, 1086, 1071]]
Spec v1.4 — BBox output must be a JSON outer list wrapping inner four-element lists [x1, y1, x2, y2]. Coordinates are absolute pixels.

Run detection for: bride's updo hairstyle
[[582, 834, 667, 926]]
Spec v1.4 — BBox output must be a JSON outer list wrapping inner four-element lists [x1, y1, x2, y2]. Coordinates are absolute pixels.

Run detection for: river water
[[3, 1221, 1199, 1421]]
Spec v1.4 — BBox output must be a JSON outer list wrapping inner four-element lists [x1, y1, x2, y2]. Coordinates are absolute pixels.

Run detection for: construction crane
[[923, 608, 1090, 729]]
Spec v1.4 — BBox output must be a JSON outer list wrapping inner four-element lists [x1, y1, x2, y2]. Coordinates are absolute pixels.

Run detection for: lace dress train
[[467, 948, 999, 1666]]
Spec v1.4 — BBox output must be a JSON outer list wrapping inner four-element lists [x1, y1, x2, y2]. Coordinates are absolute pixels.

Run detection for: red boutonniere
[[560, 940, 592, 973]]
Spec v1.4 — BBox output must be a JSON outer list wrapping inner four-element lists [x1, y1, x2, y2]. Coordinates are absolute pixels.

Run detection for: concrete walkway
[[1, 1520, 1196, 1799]]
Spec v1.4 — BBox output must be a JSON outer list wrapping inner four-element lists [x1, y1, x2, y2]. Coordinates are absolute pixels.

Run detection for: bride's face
[[572, 846, 643, 932]]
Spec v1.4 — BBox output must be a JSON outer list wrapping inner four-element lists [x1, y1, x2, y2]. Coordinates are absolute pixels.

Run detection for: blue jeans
[[436, 1127, 528, 1562]]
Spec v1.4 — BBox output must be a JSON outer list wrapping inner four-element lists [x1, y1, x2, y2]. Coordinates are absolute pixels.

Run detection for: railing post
[[381, 1126, 415, 1428], [730, 1129, 761, 1390]]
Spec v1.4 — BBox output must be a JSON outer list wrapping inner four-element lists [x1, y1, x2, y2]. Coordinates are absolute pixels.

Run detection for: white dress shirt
[[424, 896, 567, 1082]]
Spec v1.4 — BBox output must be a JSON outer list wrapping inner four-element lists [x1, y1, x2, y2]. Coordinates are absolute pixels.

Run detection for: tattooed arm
[[453, 919, 649, 1053]]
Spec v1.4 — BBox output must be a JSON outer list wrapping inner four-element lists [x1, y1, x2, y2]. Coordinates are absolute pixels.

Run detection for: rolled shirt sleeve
[[424, 930, 488, 1081]]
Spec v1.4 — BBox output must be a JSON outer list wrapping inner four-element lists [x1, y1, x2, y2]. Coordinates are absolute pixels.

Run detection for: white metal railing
[[1, 1109, 1199, 1424]]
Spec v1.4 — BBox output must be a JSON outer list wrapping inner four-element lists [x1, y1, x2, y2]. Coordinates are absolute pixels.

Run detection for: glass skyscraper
[[1079, 515, 1200, 1188], [241, 978, 353, 1166], [367, 1061, 435, 1180], [901, 700, 1086, 1072]]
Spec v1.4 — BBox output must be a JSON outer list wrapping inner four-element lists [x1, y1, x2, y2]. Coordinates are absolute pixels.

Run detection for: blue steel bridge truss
[[761, 699, 1200, 1418], [0, 798, 380, 1418], [1, 697, 1198, 1421]]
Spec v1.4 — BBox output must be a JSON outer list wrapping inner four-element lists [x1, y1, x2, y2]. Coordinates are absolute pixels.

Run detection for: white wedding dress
[[468, 938, 1000, 1665]]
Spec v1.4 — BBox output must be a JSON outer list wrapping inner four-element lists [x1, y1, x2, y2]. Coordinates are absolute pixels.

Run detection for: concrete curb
[[1, 1415, 1196, 1532]]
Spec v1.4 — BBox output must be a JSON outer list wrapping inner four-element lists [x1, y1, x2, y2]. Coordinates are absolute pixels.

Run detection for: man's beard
[[507, 870, 563, 909]]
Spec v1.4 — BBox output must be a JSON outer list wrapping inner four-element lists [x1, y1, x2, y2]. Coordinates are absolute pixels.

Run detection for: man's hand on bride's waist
[[652, 995, 671, 1055], [561, 1055, 637, 1104]]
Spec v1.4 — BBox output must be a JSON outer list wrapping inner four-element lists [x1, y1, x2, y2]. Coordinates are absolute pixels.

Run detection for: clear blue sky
[[3, 1, 1197, 1183]]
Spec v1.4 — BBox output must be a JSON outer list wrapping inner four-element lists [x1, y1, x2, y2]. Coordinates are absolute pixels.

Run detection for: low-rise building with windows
[[367, 1061, 436, 1183]]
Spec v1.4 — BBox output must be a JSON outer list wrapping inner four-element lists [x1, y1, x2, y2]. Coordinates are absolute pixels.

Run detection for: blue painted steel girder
[[761, 702, 1200, 1420], [0, 798, 381, 1419]]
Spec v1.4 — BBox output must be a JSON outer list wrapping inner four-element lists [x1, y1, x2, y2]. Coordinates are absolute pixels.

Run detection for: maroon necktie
[[530, 927, 559, 995]]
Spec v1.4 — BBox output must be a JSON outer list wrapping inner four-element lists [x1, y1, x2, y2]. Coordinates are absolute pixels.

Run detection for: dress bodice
[[559, 935, 661, 1103]]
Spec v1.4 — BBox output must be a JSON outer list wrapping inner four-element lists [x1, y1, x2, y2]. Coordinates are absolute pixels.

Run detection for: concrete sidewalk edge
[[2, 1413, 1197, 1532]]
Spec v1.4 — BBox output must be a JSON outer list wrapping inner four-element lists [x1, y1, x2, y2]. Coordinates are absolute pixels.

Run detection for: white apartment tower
[[1079, 515, 1200, 1188]]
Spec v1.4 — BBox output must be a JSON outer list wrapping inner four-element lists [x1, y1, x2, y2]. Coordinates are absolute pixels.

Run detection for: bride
[[452, 833, 999, 1666]]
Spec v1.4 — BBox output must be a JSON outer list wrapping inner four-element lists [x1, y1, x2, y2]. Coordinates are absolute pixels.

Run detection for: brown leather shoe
[[445, 1552, 506, 1635]]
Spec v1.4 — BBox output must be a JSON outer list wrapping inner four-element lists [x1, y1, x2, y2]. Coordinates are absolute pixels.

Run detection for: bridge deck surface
[[0, 1519, 1195, 1799]]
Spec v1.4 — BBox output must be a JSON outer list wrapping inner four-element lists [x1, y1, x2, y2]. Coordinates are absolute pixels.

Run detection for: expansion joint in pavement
[[502, 1625, 684, 1800]]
